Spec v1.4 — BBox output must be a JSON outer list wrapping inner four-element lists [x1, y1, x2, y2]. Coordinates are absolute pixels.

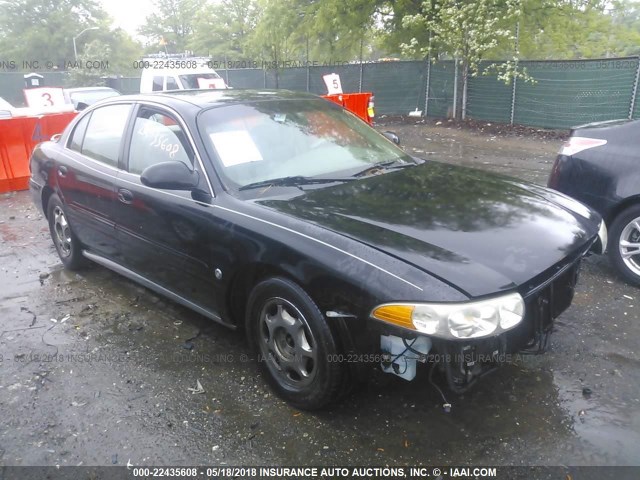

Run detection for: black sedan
[[30, 90, 606, 410], [548, 119, 639, 285]]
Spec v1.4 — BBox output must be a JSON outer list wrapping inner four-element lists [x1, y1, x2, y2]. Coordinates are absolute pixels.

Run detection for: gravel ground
[[0, 121, 639, 473]]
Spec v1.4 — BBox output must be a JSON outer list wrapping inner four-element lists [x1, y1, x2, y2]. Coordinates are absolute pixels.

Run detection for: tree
[[607, 0, 640, 56], [138, 0, 201, 53], [0, 0, 142, 76], [401, 0, 523, 70], [98, 28, 144, 75], [65, 39, 111, 86], [294, 0, 379, 62], [400, 0, 525, 118], [189, 0, 258, 60], [246, 0, 302, 85], [65, 30, 143, 86], [511, 0, 640, 59], [376, 0, 433, 59], [0, 0, 109, 65]]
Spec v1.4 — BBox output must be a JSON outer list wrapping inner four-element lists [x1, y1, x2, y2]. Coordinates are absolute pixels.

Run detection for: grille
[[509, 257, 581, 354]]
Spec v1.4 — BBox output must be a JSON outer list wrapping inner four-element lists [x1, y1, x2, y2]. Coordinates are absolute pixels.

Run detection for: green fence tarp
[[362, 61, 426, 115], [2, 57, 639, 129], [513, 58, 639, 129], [466, 62, 513, 125], [426, 61, 455, 118]]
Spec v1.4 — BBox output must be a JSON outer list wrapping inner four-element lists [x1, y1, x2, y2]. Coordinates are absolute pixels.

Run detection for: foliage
[[2, 0, 640, 83], [400, 0, 525, 82], [65, 39, 110, 86], [506, 0, 640, 59], [245, 0, 302, 72], [0, 0, 142, 78], [292, 0, 379, 62], [189, 0, 259, 60], [138, 0, 201, 53], [0, 0, 108, 63]]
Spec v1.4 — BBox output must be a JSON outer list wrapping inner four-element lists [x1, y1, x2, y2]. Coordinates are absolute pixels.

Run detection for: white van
[[139, 59, 227, 93]]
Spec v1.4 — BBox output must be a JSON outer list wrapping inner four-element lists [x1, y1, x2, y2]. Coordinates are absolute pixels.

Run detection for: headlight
[[371, 292, 525, 340]]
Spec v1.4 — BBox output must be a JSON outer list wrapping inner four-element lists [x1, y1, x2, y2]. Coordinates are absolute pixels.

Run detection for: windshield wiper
[[238, 175, 355, 191], [352, 159, 417, 178]]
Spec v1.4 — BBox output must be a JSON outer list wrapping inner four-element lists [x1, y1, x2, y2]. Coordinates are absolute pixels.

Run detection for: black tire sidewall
[[47, 194, 84, 270], [608, 204, 640, 286], [246, 277, 344, 410]]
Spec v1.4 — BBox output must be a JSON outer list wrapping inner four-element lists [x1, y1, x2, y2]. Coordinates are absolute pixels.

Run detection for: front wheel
[[608, 204, 640, 286], [246, 277, 345, 410]]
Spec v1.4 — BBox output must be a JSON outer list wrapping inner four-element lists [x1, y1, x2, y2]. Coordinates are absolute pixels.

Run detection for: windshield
[[198, 98, 412, 190], [179, 73, 223, 89]]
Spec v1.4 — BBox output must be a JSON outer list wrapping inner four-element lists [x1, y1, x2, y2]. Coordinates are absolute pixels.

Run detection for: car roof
[[100, 89, 322, 110], [64, 86, 119, 93]]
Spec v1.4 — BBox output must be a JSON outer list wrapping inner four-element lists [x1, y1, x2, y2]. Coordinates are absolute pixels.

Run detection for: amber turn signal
[[371, 304, 415, 330]]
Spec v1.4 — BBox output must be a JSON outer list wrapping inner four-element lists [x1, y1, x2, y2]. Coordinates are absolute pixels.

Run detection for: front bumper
[[372, 246, 587, 392]]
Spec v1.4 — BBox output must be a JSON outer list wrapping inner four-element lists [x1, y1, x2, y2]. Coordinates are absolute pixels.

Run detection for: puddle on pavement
[[553, 369, 640, 465]]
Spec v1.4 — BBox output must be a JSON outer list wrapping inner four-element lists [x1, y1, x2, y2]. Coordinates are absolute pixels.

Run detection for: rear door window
[[81, 104, 131, 167], [68, 113, 91, 152]]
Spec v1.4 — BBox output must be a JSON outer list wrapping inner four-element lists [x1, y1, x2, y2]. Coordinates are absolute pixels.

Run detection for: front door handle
[[58, 165, 67, 177], [117, 188, 134, 205]]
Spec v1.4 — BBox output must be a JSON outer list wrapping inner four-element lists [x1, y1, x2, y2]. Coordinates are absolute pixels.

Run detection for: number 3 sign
[[23, 87, 65, 109], [323, 73, 343, 94]]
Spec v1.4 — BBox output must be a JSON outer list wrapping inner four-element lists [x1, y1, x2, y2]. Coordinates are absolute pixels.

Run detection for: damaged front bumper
[[374, 252, 584, 393]]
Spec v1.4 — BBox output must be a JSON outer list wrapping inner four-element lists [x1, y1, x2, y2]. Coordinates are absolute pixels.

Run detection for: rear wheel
[[246, 277, 345, 410], [47, 194, 85, 270], [608, 204, 640, 286]]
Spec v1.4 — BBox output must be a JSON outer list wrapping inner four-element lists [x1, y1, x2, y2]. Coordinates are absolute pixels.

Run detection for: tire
[[608, 204, 640, 287], [47, 194, 85, 270], [246, 277, 345, 410]]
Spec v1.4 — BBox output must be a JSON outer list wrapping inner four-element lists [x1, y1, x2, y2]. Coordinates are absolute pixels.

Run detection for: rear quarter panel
[[550, 120, 640, 222]]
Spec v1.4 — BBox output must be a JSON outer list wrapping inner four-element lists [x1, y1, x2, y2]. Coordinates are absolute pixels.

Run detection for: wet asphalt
[[0, 121, 639, 469]]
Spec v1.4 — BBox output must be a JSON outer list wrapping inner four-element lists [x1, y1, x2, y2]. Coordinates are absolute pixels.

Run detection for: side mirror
[[141, 161, 199, 190], [382, 131, 400, 145]]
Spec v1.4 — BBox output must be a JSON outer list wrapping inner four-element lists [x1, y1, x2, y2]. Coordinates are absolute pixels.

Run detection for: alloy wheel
[[53, 206, 72, 257], [619, 216, 640, 277], [258, 297, 318, 389]]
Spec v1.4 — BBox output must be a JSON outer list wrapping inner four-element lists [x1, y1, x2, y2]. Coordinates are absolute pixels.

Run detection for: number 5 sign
[[23, 87, 65, 109], [323, 73, 343, 94]]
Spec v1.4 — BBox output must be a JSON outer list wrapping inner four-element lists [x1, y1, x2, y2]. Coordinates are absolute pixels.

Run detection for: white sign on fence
[[23, 87, 66, 109], [323, 73, 343, 94]]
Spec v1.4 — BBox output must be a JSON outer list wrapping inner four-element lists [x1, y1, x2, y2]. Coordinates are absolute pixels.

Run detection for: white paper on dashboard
[[209, 130, 264, 167]]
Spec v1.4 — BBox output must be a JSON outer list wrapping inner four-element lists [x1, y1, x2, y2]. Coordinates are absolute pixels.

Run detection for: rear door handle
[[58, 165, 67, 177], [117, 188, 134, 205]]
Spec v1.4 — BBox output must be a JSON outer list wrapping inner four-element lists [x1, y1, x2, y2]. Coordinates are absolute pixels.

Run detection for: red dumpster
[[322, 92, 374, 124], [0, 112, 77, 193]]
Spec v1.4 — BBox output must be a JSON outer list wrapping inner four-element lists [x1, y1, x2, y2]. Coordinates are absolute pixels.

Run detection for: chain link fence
[[2, 56, 639, 129]]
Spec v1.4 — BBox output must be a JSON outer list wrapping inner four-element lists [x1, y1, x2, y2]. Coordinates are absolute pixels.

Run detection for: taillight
[[367, 95, 375, 119], [559, 136, 607, 156]]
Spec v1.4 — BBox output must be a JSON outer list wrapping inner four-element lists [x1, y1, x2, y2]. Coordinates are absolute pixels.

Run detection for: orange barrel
[[0, 112, 77, 193], [321, 92, 373, 124]]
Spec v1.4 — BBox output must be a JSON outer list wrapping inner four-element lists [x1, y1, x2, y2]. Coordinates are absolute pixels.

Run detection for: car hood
[[256, 162, 599, 297]]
